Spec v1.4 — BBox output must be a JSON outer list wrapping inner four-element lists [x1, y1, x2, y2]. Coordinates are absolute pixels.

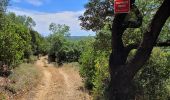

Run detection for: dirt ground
[[18, 57, 91, 100]]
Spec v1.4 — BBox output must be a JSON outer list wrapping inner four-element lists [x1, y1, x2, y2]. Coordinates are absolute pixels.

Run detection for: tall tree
[[7, 13, 36, 29], [0, 0, 9, 30], [80, 0, 170, 99], [48, 23, 70, 62], [49, 23, 70, 37], [0, 0, 8, 12]]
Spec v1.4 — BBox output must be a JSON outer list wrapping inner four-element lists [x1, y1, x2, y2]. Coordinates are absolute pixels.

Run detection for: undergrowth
[[6, 63, 41, 94], [0, 92, 6, 100]]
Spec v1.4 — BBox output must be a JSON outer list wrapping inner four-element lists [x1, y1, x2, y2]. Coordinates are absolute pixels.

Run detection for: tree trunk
[[109, 0, 170, 100]]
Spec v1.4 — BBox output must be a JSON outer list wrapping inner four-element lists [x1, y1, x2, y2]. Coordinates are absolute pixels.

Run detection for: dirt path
[[20, 57, 91, 100]]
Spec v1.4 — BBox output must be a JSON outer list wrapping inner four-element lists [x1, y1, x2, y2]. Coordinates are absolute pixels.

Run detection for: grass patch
[[6, 63, 41, 94], [42, 59, 48, 67], [64, 62, 80, 70], [23, 55, 38, 64], [0, 92, 7, 100]]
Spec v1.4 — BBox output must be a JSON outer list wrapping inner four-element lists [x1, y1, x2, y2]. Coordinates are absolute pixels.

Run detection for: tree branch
[[126, 0, 170, 79], [126, 44, 139, 50], [126, 40, 170, 51], [157, 40, 170, 46], [124, 4, 143, 28]]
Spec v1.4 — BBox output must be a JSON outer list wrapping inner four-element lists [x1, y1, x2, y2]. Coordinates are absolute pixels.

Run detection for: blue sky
[[8, 0, 95, 36]]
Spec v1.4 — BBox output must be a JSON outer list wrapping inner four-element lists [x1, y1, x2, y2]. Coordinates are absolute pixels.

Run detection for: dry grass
[[59, 63, 92, 100], [23, 56, 38, 64], [6, 63, 41, 95], [42, 59, 48, 67], [0, 92, 6, 100]]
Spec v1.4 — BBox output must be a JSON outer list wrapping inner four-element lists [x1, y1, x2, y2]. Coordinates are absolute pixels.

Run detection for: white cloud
[[8, 7, 95, 36], [12, 0, 50, 6], [26, 0, 43, 6]]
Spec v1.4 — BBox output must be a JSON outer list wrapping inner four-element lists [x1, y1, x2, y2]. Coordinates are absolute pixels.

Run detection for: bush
[[133, 48, 170, 100], [79, 49, 110, 99], [79, 39, 96, 90], [48, 39, 82, 65], [0, 14, 32, 66], [80, 45, 170, 100], [57, 41, 81, 64], [92, 51, 110, 99], [79, 48, 96, 89], [79, 32, 111, 98]]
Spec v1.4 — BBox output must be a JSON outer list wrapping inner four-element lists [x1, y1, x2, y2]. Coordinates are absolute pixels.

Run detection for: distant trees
[[49, 23, 70, 37], [30, 30, 49, 56], [47, 23, 82, 65]]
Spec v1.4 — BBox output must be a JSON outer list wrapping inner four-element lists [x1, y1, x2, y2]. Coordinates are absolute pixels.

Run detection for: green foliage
[[48, 23, 70, 56], [0, 0, 8, 32], [0, 15, 31, 66], [48, 23, 82, 65], [0, 11, 47, 66], [48, 38, 83, 65], [134, 48, 170, 100], [57, 41, 82, 63], [92, 51, 110, 99], [79, 0, 112, 31], [80, 42, 170, 100], [49, 23, 70, 36], [79, 38, 96, 89], [0, 0, 8, 12], [79, 24, 170, 100], [7, 12, 36, 29], [93, 24, 111, 52], [79, 32, 111, 99], [122, 0, 166, 46], [79, 25, 111, 93], [6, 12, 48, 58], [30, 30, 49, 55]]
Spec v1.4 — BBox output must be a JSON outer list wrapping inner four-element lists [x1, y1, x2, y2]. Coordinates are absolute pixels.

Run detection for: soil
[[18, 57, 91, 100]]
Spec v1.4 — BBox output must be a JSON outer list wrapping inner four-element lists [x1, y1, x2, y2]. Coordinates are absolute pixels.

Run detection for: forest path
[[20, 57, 91, 100]]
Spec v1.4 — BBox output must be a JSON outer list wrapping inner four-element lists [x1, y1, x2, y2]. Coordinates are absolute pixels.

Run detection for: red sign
[[114, 0, 130, 13]]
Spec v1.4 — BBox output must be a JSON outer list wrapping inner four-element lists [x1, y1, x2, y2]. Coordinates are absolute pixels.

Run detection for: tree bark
[[109, 0, 170, 100], [126, 0, 170, 80]]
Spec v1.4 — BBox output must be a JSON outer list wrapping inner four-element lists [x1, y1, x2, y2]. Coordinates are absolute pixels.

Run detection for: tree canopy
[[80, 0, 170, 99]]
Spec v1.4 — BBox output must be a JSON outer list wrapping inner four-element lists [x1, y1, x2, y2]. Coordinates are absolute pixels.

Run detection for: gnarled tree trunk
[[109, 0, 170, 99]]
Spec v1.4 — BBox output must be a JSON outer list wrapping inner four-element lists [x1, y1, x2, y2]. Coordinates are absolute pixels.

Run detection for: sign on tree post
[[114, 0, 130, 13]]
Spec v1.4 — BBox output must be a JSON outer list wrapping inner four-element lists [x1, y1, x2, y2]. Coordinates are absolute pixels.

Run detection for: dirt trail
[[20, 57, 91, 100]]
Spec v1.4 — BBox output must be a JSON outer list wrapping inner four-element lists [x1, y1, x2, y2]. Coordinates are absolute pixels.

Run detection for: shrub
[[80, 46, 170, 100], [48, 39, 82, 65], [92, 51, 110, 99], [79, 47, 96, 89], [134, 48, 170, 100], [79, 39, 96, 90], [0, 14, 32, 67]]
